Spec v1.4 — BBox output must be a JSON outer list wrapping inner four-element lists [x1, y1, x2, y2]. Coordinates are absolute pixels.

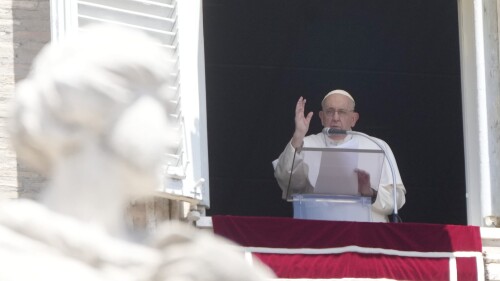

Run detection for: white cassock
[[273, 132, 406, 222]]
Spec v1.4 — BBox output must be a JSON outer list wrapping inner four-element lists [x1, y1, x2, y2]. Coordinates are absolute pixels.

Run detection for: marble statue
[[3, 24, 274, 281]]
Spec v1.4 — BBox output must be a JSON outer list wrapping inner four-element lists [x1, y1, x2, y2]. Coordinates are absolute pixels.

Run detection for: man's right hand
[[291, 96, 313, 149]]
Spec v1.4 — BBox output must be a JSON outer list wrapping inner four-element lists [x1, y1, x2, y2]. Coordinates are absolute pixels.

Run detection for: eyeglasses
[[323, 108, 353, 117]]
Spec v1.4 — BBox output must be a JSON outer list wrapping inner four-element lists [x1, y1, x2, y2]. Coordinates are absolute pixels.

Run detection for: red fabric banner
[[212, 216, 483, 280]]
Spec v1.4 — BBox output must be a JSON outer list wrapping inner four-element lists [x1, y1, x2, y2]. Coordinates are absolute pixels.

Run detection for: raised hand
[[291, 96, 313, 148]]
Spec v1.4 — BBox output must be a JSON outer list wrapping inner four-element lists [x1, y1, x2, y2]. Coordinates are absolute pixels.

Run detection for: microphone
[[322, 127, 348, 136]]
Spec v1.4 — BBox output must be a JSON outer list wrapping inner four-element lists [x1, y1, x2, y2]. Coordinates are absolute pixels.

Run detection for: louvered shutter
[[49, 0, 209, 206]]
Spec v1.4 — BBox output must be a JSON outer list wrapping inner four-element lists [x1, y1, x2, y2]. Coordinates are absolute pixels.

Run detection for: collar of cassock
[[325, 133, 353, 147]]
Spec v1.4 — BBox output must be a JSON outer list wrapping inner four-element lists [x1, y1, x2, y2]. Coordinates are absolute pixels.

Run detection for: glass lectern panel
[[285, 147, 385, 201], [286, 147, 385, 222]]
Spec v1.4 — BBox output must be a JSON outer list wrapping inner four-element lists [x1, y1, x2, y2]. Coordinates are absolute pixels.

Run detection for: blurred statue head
[[5, 24, 275, 281], [9, 24, 177, 233]]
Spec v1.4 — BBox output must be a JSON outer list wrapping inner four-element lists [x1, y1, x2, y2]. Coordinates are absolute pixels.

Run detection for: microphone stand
[[324, 128, 400, 223]]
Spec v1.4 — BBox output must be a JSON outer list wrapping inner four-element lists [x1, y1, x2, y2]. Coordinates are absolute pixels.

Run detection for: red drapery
[[212, 216, 483, 281]]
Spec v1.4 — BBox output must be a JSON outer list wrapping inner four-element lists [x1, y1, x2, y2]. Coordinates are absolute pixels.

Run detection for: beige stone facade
[[0, 0, 50, 200]]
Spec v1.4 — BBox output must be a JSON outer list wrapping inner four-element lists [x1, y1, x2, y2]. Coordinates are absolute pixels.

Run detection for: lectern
[[286, 147, 385, 222]]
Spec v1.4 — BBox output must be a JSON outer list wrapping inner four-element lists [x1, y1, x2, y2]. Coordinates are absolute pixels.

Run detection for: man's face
[[319, 94, 359, 138]]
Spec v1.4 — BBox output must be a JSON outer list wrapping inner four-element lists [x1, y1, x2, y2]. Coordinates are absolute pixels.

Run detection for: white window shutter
[[49, 0, 210, 206]]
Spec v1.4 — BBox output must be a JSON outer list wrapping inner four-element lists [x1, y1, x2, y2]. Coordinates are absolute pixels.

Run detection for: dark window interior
[[203, 0, 466, 224]]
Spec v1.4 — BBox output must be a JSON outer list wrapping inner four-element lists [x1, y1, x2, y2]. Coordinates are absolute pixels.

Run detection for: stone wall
[[482, 228, 500, 281], [0, 0, 50, 200]]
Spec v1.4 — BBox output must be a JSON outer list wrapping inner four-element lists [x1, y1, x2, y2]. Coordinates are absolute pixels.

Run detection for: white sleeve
[[272, 141, 313, 199], [371, 140, 406, 216]]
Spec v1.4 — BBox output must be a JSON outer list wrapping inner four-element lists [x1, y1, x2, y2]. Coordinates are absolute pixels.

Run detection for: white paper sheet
[[304, 140, 360, 195]]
